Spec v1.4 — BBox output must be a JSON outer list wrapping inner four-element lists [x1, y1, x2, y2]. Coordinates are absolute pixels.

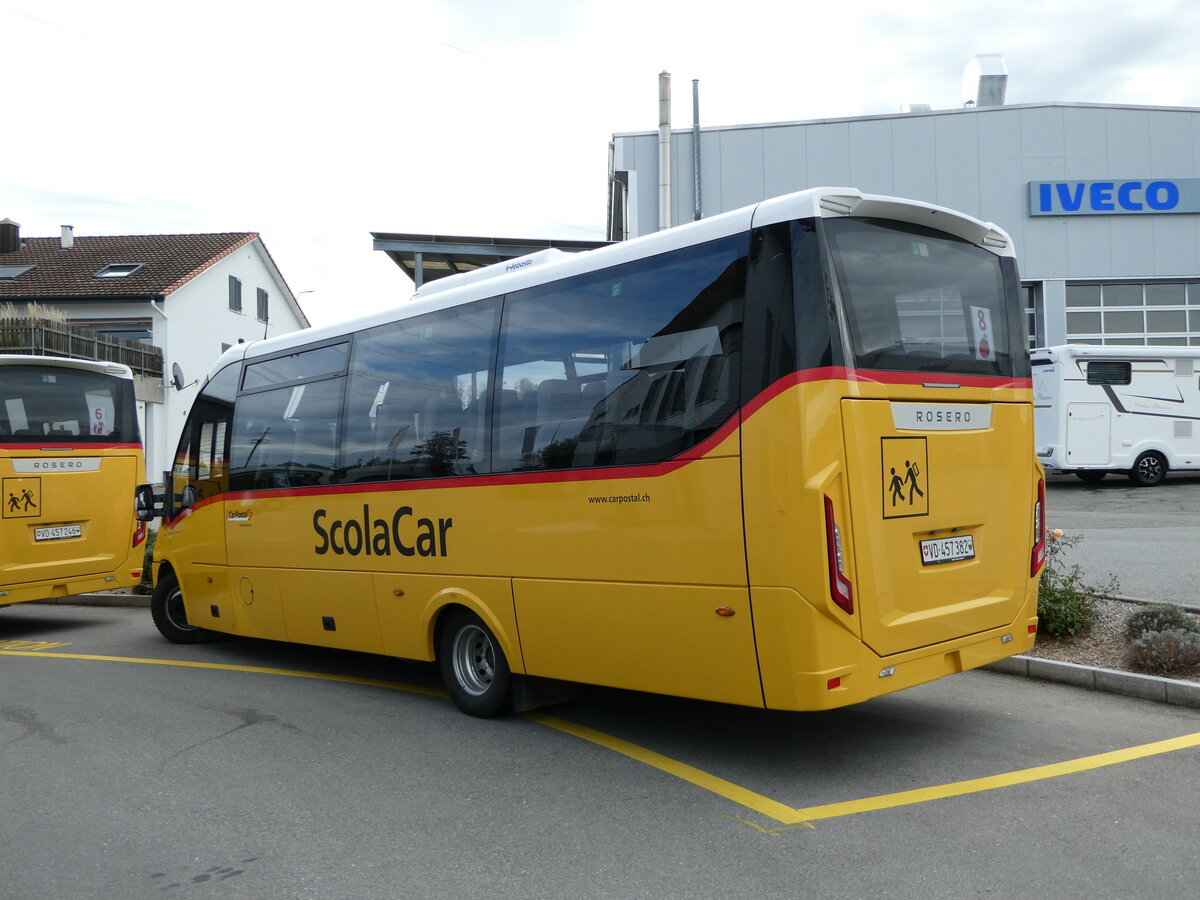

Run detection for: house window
[[94, 263, 143, 278], [229, 276, 243, 312], [257, 288, 269, 323], [0, 264, 35, 280]]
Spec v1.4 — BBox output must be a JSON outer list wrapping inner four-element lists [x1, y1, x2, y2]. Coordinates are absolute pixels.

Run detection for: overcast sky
[[5, 0, 1200, 326]]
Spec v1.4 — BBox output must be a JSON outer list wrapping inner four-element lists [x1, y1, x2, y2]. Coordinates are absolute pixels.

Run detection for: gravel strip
[[1027, 597, 1200, 683]]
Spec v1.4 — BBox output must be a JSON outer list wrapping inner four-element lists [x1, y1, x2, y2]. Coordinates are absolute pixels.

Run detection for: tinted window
[[1086, 360, 1132, 385], [825, 218, 1017, 377], [242, 343, 348, 391], [0, 365, 139, 444], [230, 376, 344, 490], [339, 301, 499, 483], [495, 235, 746, 472]]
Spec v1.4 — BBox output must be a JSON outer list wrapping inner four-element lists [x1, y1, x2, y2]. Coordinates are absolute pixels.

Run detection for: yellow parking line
[[7, 648, 1199, 828], [524, 713, 1200, 827], [524, 713, 802, 824], [788, 731, 1200, 824], [0, 649, 447, 699]]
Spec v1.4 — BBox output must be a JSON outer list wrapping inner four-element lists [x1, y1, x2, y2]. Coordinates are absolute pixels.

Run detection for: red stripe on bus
[[0, 442, 143, 451], [166, 366, 1031, 516]]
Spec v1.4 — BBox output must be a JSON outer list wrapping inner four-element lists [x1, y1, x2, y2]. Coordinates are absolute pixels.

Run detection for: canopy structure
[[372, 232, 608, 289]]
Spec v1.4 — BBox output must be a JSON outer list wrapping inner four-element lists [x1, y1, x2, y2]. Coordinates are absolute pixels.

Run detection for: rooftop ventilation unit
[[962, 54, 1007, 108]]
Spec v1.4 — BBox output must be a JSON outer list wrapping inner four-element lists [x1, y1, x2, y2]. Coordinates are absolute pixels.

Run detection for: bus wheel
[[1129, 451, 1167, 487], [438, 609, 512, 718], [150, 570, 211, 644], [1075, 470, 1106, 483]]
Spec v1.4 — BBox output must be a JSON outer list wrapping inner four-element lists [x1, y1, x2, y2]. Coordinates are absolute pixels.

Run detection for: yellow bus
[[2, 355, 147, 606], [142, 188, 1045, 717]]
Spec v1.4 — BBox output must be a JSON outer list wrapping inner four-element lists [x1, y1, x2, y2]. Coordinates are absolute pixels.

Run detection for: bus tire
[[1129, 451, 1167, 487], [150, 570, 212, 644], [438, 608, 513, 718]]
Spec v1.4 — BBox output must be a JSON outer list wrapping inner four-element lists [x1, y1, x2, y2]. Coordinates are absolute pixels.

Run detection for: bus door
[[225, 350, 381, 652]]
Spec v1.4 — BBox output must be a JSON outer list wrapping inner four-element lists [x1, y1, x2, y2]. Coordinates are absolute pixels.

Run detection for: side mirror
[[135, 483, 161, 522]]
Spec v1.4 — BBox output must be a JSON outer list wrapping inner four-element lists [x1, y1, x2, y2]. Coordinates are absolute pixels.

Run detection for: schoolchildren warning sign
[[881, 437, 928, 519], [3, 477, 41, 519]]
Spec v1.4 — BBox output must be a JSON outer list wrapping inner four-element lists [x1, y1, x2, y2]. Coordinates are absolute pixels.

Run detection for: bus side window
[[340, 300, 499, 483], [495, 235, 746, 473], [230, 378, 343, 491], [172, 362, 239, 513]]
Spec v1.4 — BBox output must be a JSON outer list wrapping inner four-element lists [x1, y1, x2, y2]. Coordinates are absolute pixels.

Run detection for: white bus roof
[[208, 187, 1015, 383], [0, 354, 135, 379]]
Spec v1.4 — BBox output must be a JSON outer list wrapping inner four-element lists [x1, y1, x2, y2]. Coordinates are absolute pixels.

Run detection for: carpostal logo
[[227, 509, 253, 522], [313, 504, 453, 558]]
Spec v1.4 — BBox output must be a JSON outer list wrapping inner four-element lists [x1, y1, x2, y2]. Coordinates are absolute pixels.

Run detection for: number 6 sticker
[[970, 305, 993, 361]]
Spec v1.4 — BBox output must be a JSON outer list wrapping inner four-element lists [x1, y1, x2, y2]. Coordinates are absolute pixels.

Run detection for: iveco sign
[[1029, 179, 1200, 216]]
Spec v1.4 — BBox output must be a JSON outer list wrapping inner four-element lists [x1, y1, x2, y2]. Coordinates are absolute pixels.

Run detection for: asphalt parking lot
[[3, 602, 1199, 899], [1045, 471, 1200, 607]]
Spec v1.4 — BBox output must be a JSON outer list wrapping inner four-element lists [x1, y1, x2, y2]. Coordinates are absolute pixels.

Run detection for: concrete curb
[[984, 655, 1200, 709]]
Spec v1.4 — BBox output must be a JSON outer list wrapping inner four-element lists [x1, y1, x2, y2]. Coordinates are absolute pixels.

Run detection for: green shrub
[[1037, 529, 1118, 638], [1125, 628, 1200, 677], [1123, 603, 1199, 641]]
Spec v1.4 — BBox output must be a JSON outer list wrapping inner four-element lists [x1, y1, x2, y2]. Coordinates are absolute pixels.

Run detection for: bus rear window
[[824, 217, 1017, 378], [0, 366, 139, 443]]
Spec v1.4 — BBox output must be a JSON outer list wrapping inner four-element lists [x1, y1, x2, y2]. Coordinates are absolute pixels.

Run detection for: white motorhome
[[1032, 344, 1200, 485]]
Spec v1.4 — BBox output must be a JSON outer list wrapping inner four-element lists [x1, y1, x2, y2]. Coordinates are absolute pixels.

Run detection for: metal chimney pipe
[[658, 71, 672, 231], [60, 225, 74, 249], [692, 79, 701, 222]]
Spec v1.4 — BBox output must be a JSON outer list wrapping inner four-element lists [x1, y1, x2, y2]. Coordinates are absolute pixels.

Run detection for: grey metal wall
[[611, 103, 1200, 283]]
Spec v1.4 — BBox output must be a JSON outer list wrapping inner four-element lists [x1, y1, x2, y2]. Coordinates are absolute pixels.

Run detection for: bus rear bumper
[[0, 569, 142, 607], [754, 585, 1040, 711]]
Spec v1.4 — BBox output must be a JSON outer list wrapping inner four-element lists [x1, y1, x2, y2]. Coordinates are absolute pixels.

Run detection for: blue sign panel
[[1028, 179, 1200, 216]]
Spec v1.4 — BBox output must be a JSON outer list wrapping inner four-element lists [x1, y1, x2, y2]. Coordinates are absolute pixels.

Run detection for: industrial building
[[608, 61, 1200, 349]]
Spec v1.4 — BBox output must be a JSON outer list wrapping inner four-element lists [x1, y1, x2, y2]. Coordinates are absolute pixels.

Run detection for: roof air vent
[[962, 54, 1007, 108]]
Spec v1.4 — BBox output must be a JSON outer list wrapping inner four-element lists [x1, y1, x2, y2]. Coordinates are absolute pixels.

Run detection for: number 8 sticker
[[970, 305, 993, 361]]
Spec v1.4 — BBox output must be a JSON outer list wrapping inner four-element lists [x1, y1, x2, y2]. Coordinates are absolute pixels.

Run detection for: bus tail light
[[824, 495, 854, 614], [133, 519, 147, 548], [1030, 478, 1046, 576]]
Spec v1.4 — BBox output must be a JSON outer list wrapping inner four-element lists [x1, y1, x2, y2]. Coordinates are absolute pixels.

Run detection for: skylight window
[[94, 263, 144, 278], [0, 264, 35, 280]]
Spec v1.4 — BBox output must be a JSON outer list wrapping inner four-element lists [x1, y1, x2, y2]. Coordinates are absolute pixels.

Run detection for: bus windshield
[[0, 365, 140, 444], [824, 217, 1019, 378]]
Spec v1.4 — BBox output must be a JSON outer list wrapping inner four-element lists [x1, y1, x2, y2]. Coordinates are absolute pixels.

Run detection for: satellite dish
[[171, 362, 185, 391]]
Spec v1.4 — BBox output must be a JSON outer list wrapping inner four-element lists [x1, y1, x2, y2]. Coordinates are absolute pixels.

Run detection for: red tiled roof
[[0, 232, 257, 299]]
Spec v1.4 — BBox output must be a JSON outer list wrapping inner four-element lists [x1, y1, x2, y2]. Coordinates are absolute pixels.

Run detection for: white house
[[0, 222, 310, 477]]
